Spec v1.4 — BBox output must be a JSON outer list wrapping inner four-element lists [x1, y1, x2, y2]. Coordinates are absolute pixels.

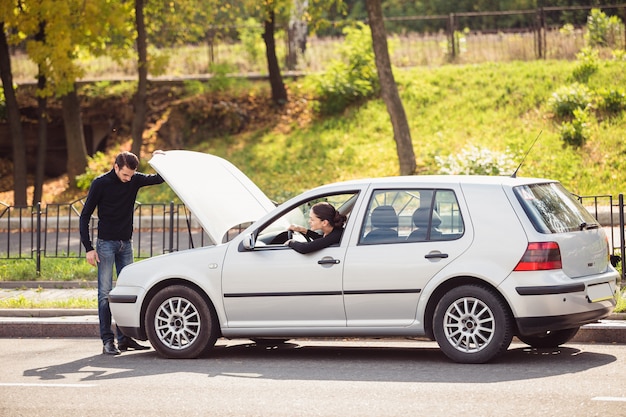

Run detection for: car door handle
[[318, 258, 340, 265], [425, 252, 449, 259]]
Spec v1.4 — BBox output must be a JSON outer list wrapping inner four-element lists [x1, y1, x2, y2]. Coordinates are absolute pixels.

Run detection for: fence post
[[35, 202, 41, 275], [448, 13, 456, 60], [617, 194, 626, 286], [535, 7, 544, 59]]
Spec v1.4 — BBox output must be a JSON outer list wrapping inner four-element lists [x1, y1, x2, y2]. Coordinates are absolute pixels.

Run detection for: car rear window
[[514, 182, 599, 233]]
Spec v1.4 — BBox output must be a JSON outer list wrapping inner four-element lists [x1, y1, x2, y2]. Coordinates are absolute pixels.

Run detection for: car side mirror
[[242, 233, 256, 250]]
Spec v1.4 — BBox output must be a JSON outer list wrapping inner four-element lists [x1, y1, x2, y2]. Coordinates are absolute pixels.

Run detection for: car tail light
[[514, 242, 562, 271]]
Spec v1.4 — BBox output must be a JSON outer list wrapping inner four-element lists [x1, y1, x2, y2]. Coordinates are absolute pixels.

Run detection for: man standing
[[80, 150, 165, 355]]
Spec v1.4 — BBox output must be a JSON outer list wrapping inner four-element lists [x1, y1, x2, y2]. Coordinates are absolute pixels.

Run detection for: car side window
[[359, 189, 464, 244], [254, 192, 359, 247]]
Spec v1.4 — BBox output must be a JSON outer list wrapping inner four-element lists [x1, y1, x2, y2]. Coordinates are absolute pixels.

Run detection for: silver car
[[110, 150, 619, 363]]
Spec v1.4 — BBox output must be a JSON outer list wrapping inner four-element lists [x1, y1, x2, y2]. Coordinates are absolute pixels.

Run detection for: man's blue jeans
[[96, 239, 133, 344]]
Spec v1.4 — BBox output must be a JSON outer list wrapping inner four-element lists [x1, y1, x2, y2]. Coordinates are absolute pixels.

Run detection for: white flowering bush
[[548, 83, 592, 119], [436, 145, 517, 176]]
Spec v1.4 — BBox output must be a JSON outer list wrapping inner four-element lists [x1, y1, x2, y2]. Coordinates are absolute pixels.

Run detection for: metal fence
[[0, 198, 216, 273], [392, 4, 626, 61], [1, 194, 625, 282], [201, 4, 626, 73]]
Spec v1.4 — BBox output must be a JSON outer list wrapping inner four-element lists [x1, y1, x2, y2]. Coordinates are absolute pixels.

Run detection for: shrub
[[613, 49, 626, 61], [305, 22, 379, 116], [183, 63, 237, 95], [237, 17, 264, 64], [75, 151, 114, 191], [436, 145, 517, 176], [596, 87, 626, 115], [585, 8, 624, 48], [548, 83, 592, 119], [571, 47, 599, 83], [559, 108, 590, 148]]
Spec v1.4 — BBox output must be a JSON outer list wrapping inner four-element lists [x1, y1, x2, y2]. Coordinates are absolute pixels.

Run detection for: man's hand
[[86, 250, 100, 266]]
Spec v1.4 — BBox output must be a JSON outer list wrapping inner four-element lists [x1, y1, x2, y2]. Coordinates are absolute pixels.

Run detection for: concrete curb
[[0, 281, 98, 289], [0, 308, 97, 317], [0, 315, 100, 337]]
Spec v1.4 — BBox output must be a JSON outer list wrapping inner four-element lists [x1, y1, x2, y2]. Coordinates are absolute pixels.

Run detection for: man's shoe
[[102, 340, 121, 355], [118, 338, 150, 351]]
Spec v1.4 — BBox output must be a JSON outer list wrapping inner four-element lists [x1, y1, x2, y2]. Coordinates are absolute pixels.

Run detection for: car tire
[[433, 284, 513, 364], [517, 327, 580, 348], [145, 285, 218, 359]]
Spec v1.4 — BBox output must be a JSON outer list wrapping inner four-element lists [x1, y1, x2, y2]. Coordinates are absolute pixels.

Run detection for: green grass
[[0, 294, 96, 309], [617, 293, 626, 313], [0, 258, 97, 282]]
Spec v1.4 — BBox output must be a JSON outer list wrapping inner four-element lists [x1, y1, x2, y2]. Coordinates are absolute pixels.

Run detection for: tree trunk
[[33, 22, 47, 205], [131, 0, 148, 157], [0, 23, 27, 207], [365, 0, 416, 176], [262, 9, 287, 105], [62, 88, 88, 187], [33, 73, 47, 206]]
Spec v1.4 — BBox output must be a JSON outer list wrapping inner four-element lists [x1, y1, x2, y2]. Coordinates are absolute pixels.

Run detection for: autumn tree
[[130, 0, 147, 157], [0, 16, 27, 206], [241, 0, 346, 105], [365, 0, 416, 175], [130, 0, 223, 156], [2, 0, 133, 204]]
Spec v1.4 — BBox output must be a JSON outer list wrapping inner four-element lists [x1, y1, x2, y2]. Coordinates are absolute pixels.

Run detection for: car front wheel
[[433, 284, 513, 364], [145, 285, 218, 359]]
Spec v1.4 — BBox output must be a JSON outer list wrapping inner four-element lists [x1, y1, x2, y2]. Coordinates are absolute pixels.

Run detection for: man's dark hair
[[115, 151, 139, 170]]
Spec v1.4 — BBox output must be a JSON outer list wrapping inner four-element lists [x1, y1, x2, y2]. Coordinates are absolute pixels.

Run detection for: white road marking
[[592, 396, 626, 402], [0, 382, 96, 388]]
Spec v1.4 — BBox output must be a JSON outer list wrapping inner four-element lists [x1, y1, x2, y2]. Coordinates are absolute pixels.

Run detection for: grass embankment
[[143, 59, 626, 203], [2, 60, 625, 310]]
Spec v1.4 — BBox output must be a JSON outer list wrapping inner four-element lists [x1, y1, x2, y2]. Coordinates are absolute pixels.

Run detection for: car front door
[[220, 193, 358, 329]]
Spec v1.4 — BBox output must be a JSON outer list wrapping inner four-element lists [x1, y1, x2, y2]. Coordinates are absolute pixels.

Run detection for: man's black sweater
[[79, 169, 164, 252]]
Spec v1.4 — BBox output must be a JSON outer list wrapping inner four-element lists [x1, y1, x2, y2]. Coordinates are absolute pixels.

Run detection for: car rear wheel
[[145, 285, 218, 359], [433, 284, 513, 364], [517, 327, 580, 348]]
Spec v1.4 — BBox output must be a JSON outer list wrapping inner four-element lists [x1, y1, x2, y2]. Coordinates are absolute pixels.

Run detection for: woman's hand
[[288, 224, 307, 234]]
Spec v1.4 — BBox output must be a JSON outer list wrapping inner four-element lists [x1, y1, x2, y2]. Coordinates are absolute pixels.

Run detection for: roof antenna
[[511, 130, 542, 178]]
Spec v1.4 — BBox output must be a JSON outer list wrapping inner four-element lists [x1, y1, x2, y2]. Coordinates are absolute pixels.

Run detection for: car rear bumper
[[515, 306, 614, 336]]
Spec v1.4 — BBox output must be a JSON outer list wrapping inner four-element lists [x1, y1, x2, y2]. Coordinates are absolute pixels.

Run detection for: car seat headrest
[[371, 205, 398, 229]]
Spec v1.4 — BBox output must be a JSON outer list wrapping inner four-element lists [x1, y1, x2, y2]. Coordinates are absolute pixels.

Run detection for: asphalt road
[[1, 338, 625, 416]]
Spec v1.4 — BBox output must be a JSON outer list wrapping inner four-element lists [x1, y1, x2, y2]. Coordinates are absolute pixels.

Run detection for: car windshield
[[514, 182, 599, 233]]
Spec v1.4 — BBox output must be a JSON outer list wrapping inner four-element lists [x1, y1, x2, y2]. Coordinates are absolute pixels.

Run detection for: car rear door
[[342, 186, 473, 327]]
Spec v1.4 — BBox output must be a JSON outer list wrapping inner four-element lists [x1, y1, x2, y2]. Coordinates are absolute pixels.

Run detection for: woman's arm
[[288, 228, 342, 254]]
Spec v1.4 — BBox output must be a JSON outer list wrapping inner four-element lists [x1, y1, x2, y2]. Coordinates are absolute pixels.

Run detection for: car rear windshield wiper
[[579, 222, 600, 231]]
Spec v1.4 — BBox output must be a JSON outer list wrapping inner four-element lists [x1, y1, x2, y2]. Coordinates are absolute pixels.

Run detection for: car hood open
[[149, 150, 276, 244]]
